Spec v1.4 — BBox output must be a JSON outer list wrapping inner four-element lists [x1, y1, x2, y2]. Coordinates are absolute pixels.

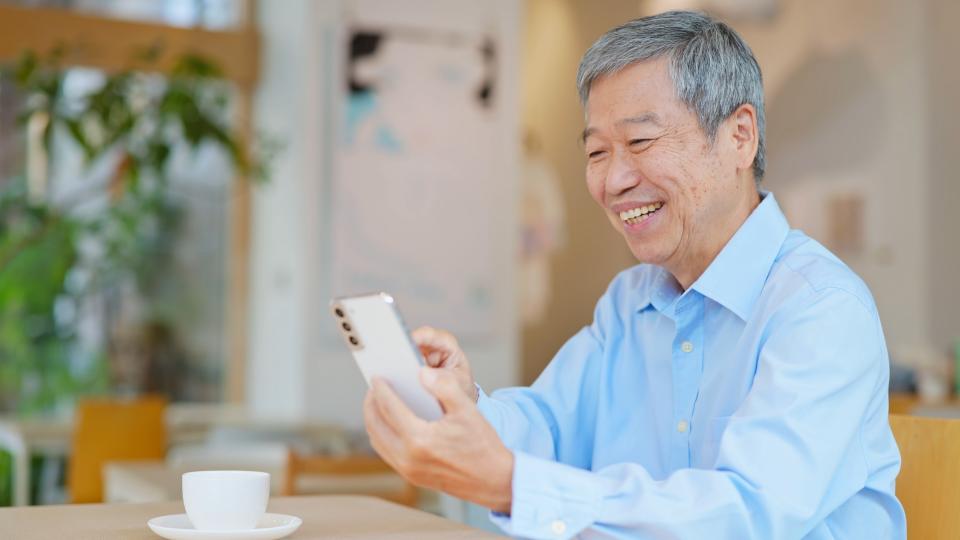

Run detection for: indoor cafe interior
[[0, 0, 958, 538]]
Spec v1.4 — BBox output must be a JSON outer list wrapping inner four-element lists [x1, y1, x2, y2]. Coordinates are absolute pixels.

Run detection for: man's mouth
[[618, 202, 664, 225]]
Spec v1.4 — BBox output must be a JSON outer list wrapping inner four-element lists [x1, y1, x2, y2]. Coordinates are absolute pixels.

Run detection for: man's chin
[[626, 245, 667, 266]]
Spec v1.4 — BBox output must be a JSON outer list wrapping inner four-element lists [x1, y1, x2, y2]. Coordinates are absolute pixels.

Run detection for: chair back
[[69, 396, 167, 503], [889, 414, 960, 539], [283, 451, 418, 506]]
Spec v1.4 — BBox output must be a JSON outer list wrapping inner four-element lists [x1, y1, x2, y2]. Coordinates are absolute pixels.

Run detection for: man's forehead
[[582, 112, 665, 143]]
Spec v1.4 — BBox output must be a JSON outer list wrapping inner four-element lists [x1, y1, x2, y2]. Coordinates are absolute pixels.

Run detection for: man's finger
[[412, 326, 458, 352], [363, 391, 405, 467], [422, 350, 446, 368], [412, 326, 462, 368], [413, 327, 445, 367], [371, 378, 428, 434], [420, 367, 471, 415], [364, 390, 401, 444]]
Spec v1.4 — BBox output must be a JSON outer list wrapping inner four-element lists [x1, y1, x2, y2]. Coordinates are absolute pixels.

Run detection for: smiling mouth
[[619, 202, 664, 225]]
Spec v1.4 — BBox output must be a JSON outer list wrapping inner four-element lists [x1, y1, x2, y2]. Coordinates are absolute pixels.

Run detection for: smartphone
[[331, 292, 443, 421]]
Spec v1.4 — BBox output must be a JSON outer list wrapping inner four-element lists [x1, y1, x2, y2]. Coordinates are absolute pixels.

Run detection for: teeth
[[618, 202, 663, 222]]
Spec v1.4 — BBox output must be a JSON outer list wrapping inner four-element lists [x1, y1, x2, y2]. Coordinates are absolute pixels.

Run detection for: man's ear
[[724, 103, 759, 174]]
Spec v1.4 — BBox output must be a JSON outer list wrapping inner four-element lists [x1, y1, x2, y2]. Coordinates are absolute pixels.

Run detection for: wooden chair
[[889, 414, 960, 539], [888, 393, 920, 415], [68, 396, 167, 503], [283, 451, 418, 507]]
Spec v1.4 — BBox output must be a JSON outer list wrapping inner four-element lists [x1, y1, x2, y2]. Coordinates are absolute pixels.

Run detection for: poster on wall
[[329, 0, 514, 337]]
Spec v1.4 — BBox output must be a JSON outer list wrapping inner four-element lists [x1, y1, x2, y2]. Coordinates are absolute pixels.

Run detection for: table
[[0, 495, 503, 539]]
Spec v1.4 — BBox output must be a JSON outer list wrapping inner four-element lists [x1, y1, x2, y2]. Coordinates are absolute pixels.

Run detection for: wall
[[247, 0, 960, 420], [731, 0, 932, 355], [519, 0, 639, 384], [248, 0, 522, 425], [247, 0, 320, 418], [520, 0, 960, 380], [925, 0, 960, 353]]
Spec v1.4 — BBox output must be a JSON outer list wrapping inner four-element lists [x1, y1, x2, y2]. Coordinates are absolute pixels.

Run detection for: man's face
[[583, 58, 752, 282]]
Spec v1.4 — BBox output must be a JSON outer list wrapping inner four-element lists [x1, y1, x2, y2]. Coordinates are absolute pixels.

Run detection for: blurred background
[[0, 0, 957, 530]]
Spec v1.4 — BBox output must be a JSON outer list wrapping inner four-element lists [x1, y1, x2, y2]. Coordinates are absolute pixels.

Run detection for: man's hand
[[411, 326, 478, 401], [363, 367, 513, 513]]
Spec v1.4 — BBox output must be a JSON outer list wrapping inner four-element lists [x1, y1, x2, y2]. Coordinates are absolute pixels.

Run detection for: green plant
[[0, 449, 10, 506], [0, 47, 272, 414]]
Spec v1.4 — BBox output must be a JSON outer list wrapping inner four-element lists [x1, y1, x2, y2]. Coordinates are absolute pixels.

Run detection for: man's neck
[[670, 189, 762, 290]]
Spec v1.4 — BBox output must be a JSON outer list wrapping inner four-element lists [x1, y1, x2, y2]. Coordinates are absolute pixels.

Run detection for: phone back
[[333, 293, 443, 421]]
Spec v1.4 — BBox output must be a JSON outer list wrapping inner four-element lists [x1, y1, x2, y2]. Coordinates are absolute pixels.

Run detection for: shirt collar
[[640, 266, 681, 315], [635, 192, 790, 320], [690, 192, 790, 320]]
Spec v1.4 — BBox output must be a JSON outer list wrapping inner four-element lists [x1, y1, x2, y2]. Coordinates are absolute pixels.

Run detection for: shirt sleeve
[[485, 287, 894, 540], [477, 321, 604, 468]]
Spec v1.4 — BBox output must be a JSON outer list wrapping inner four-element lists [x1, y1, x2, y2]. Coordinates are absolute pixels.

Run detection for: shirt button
[[551, 520, 567, 535], [681, 340, 694, 353], [677, 420, 689, 433]]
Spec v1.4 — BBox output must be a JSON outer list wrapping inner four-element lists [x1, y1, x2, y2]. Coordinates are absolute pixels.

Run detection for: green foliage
[[0, 47, 269, 415], [0, 449, 10, 507], [0, 180, 79, 412]]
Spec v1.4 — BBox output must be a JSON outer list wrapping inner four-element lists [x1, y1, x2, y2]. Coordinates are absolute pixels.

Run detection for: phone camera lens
[[342, 322, 352, 332], [349, 336, 359, 345], [334, 308, 344, 318]]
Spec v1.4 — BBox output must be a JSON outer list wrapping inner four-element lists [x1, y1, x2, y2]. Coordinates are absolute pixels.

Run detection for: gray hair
[[577, 11, 766, 181]]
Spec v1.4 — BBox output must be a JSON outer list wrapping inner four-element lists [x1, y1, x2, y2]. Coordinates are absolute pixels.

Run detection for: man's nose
[[605, 150, 641, 195]]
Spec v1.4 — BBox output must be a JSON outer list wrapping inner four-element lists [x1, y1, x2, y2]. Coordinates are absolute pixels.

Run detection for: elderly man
[[363, 10, 906, 539]]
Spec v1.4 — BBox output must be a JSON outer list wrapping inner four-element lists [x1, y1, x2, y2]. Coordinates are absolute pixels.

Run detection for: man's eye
[[629, 138, 652, 146], [587, 150, 606, 159]]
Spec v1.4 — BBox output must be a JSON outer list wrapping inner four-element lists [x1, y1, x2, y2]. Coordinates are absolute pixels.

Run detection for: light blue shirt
[[477, 193, 906, 539]]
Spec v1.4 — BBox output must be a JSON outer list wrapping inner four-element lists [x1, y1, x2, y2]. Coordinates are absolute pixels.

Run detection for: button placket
[[671, 293, 704, 469]]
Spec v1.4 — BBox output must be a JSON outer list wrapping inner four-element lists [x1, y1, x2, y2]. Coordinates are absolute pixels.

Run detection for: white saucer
[[147, 513, 302, 540]]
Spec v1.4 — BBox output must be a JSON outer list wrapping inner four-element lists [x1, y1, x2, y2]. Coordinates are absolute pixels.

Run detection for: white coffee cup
[[182, 470, 270, 531]]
